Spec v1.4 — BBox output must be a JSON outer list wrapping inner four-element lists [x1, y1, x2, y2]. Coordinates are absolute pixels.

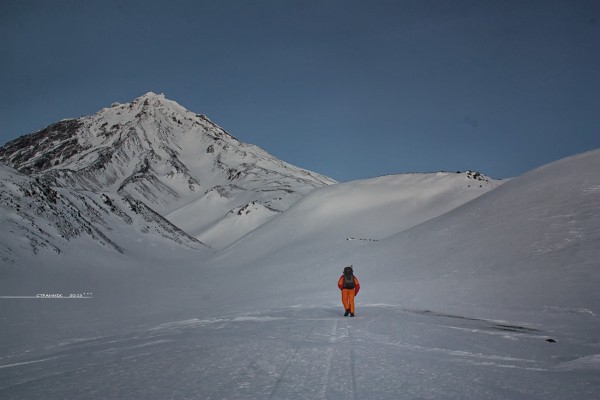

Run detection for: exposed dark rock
[[0, 119, 84, 174]]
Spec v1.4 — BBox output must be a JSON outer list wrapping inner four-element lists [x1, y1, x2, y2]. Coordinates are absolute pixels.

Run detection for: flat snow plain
[[1, 303, 598, 400]]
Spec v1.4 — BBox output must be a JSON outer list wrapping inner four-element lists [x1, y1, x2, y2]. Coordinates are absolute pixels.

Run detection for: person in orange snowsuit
[[338, 265, 360, 317]]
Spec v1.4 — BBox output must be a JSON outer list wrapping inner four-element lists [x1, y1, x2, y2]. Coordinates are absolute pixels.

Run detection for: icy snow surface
[[1, 305, 598, 399]]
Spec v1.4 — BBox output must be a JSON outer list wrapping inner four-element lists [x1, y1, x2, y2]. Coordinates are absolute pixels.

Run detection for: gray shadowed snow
[[0, 305, 597, 400]]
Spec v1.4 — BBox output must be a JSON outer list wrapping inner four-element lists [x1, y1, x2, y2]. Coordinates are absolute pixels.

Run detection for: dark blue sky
[[1, 0, 599, 181]]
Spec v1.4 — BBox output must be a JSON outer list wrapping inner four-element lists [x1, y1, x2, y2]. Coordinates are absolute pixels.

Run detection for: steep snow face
[[0, 92, 335, 247], [0, 164, 206, 262]]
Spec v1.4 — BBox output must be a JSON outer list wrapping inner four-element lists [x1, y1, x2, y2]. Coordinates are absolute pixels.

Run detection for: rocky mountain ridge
[[0, 164, 205, 262], [0, 92, 336, 249]]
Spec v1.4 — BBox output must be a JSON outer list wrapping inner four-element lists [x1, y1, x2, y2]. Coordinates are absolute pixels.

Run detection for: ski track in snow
[[1, 305, 599, 399]]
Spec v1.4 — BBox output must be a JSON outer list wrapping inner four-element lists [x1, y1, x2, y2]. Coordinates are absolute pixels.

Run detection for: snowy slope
[[355, 149, 600, 316], [0, 92, 335, 248], [0, 163, 205, 262], [207, 150, 600, 323], [219, 170, 502, 263], [206, 150, 599, 325]]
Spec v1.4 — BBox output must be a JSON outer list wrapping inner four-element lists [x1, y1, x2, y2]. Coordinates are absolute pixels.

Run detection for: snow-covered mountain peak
[[136, 91, 165, 100], [0, 93, 335, 248], [127, 91, 172, 109]]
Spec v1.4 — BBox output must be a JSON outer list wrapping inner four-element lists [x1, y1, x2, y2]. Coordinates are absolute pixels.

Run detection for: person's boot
[[344, 309, 350, 317], [350, 313, 355, 317]]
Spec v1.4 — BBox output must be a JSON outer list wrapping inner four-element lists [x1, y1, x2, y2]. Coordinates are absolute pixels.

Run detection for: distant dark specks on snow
[[466, 171, 488, 182], [347, 237, 378, 242]]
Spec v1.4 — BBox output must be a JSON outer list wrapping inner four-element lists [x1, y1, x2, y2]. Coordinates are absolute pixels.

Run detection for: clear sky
[[1, 0, 599, 181]]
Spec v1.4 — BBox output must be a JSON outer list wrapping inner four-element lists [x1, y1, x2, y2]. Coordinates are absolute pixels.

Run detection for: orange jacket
[[338, 274, 360, 295]]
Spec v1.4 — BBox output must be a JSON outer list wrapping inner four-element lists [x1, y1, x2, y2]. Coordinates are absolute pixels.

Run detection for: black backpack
[[343, 266, 355, 289]]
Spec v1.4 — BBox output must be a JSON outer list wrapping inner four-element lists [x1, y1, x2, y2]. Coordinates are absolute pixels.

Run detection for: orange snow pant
[[341, 289, 356, 313]]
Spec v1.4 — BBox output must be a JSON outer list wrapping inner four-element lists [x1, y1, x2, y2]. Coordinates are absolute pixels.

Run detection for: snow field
[[1, 305, 598, 399]]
